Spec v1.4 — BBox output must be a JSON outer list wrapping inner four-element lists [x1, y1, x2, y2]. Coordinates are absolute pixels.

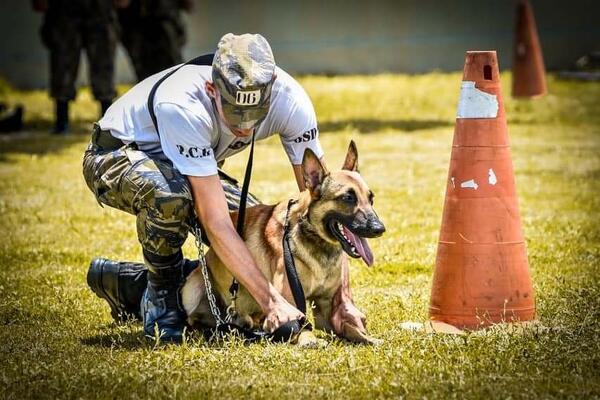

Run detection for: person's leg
[[139, 10, 184, 79], [83, 14, 117, 118], [117, 0, 146, 82], [83, 133, 194, 342], [85, 169, 260, 325], [44, 14, 82, 133], [134, 156, 198, 342]]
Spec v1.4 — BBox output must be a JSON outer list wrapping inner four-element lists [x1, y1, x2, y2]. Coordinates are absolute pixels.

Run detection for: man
[[118, 0, 192, 81], [83, 33, 365, 343], [33, 0, 119, 134]]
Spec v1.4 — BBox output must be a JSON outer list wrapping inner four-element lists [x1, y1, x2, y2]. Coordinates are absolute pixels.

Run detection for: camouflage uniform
[[40, 0, 117, 101], [82, 125, 259, 258], [118, 0, 187, 81]]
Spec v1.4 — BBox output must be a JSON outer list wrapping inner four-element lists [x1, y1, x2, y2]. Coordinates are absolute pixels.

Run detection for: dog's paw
[[296, 330, 328, 348], [361, 335, 383, 346], [342, 322, 383, 346]]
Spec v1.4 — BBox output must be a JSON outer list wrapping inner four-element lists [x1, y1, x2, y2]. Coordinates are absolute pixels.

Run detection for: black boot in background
[[53, 100, 69, 134], [0, 104, 24, 133]]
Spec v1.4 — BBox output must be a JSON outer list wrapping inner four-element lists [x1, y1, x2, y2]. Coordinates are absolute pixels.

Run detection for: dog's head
[[301, 141, 385, 266]]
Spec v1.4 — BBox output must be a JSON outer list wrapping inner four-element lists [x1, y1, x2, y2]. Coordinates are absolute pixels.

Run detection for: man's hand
[[330, 285, 367, 335], [263, 294, 305, 333]]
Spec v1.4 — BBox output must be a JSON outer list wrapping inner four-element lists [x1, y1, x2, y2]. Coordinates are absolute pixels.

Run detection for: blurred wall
[[1, 0, 598, 89]]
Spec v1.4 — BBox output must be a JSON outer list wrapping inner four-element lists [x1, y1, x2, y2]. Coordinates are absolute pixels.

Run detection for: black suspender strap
[[228, 129, 256, 297], [147, 53, 215, 137], [235, 130, 256, 236]]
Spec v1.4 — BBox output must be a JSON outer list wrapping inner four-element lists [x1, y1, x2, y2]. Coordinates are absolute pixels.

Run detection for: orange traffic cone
[[428, 51, 536, 330], [512, 0, 547, 97]]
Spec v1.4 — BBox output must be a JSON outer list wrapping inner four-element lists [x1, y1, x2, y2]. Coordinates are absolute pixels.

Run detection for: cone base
[[400, 321, 466, 335], [400, 319, 541, 335], [429, 308, 536, 330]]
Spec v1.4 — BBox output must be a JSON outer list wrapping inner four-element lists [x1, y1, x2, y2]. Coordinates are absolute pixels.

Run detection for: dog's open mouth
[[328, 220, 374, 267]]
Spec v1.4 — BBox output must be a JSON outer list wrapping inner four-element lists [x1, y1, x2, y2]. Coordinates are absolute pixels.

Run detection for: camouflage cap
[[212, 33, 276, 129]]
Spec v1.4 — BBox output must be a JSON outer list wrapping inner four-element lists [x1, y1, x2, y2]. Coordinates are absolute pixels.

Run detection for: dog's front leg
[[331, 255, 376, 338], [328, 285, 382, 345], [330, 256, 379, 343]]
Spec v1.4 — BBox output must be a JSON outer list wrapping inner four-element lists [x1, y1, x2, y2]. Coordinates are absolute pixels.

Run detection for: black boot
[[87, 257, 198, 324], [87, 258, 149, 322], [141, 253, 189, 343], [53, 100, 69, 134], [0, 104, 23, 133], [100, 100, 112, 117]]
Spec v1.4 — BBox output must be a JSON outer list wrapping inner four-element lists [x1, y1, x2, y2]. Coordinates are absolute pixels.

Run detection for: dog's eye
[[369, 191, 374, 205], [339, 189, 357, 205]]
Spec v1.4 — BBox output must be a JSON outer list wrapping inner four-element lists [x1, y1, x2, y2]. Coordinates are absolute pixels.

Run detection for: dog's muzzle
[[349, 211, 386, 238]]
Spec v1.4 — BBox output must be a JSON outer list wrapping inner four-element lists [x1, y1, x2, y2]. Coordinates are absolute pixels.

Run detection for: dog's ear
[[302, 148, 327, 197], [342, 140, 359, 172]]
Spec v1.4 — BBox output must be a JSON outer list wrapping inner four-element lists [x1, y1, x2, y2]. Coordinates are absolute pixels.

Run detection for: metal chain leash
[[193, 225, 232, 326]]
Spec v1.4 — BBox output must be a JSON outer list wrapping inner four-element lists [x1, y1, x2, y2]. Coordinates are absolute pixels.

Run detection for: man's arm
[[187, 174, 304, 331], [292, 164, 306, 191]]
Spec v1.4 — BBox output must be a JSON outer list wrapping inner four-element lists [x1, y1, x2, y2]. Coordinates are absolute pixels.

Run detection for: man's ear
[[342, 140, 359, 172], [302, 149, 327, 197], [205, 81, 216, 99]]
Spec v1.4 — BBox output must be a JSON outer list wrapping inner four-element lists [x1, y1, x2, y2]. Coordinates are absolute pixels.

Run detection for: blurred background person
[[32, 0, 121, 134], [118, 0, 193, 82]]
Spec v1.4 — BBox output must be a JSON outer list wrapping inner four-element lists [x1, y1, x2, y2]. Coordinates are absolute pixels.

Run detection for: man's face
[[206, 74, 277, 138], [206, 82, 254, 137]]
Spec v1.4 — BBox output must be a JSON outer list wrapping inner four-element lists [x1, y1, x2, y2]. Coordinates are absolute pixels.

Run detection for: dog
[[181, 141, 386, 346]]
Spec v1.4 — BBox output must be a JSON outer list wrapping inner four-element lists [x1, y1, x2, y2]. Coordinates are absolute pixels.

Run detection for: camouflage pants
[[82, 128, 259, 264]]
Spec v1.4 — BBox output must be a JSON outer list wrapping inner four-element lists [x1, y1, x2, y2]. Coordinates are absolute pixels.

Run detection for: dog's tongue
[[342, 226, 374, 267]]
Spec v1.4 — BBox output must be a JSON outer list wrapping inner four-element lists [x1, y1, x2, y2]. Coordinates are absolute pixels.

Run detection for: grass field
[[0, 72, 599, 399]]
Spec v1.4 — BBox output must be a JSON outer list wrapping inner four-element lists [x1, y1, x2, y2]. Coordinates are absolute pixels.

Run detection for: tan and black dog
[[182, 141, 386, 345]]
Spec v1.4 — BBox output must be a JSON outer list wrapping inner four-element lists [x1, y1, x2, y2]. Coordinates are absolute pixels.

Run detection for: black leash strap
[[282, 199, 307, 314]]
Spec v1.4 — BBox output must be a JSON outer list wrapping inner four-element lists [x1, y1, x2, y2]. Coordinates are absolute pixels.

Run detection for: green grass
[[1, 72, 599, 399]]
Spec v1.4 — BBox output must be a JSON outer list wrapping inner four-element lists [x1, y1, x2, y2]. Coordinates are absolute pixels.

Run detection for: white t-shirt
[[99, 64, 323, 176]]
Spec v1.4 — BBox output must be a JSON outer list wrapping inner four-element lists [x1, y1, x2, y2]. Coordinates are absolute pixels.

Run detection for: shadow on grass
[[0, 121, 91, 159], [319, 118, 452, 133], [82, 329, 218, 349], [81, 331, 153, 350]]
